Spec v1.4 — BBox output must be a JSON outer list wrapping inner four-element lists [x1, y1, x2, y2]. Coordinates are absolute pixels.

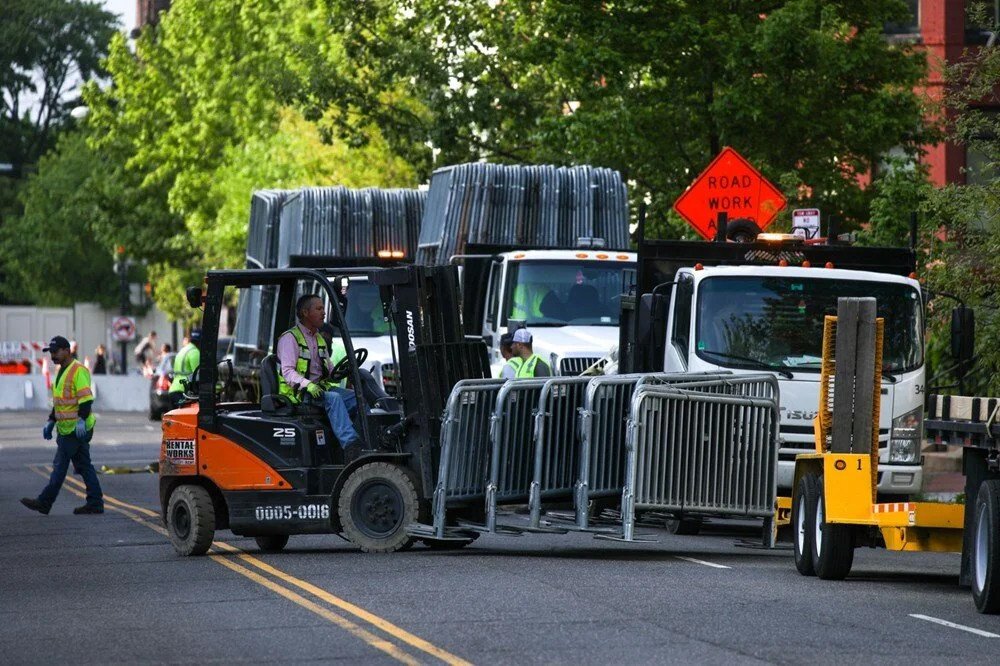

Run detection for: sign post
[[673, 147, 787, 240]]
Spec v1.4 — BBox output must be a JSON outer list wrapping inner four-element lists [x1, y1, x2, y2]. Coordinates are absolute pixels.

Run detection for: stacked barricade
[[413, 373, 780, 545], [416, 163, 630, 265]]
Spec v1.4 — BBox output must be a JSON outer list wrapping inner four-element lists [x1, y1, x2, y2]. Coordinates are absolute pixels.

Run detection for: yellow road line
[[209, 555, 422, 665], [36, 464, 472, 665]]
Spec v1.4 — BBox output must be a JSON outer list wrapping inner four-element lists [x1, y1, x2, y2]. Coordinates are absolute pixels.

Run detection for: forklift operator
[[276, 294, 363, 460]]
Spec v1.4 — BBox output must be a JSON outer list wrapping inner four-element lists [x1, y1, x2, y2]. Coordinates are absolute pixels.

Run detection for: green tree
[[0, 0, 118, 176], [85, 0, 416, 319], [0, 131, 118, 306], [327, 0, 938, 236]]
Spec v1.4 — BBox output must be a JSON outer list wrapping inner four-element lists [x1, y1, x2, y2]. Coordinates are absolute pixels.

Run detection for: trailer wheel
[[972, 480, 1000, 614], [254, 535, 289, 553], [812, 476, 854, 580], [167, 485, 216, 556], [793, 473, 820, 576], [666, 518, 702, 536], [338, 462, 418, 553]]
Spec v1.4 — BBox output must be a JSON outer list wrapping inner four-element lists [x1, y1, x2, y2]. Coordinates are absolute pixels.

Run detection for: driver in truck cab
[[276, 294, 363, 461]]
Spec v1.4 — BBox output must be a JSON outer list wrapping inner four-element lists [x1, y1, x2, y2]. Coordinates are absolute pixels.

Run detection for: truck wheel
[[254, 535, 289, 553], [793, 473, 820, 576], [972, 480, 1000, 613], [167, 485, 216, 556], [666, 517, 702, 535], [812, 476, 854, 580], [338, 462, 418, 553]]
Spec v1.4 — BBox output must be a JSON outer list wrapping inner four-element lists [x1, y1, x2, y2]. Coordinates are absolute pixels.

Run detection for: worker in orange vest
[[21, 335, 104, 515]]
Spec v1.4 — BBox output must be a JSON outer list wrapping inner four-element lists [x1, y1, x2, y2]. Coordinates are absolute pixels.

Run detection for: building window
[[967, 0, 1000, 44], [885, 0, 920, 35]]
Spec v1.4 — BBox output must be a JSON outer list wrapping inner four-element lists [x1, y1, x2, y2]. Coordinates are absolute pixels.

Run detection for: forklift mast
[[374, 264, 490, 430]]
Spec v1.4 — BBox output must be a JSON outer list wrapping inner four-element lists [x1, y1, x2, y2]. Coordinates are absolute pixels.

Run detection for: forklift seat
[[259, 354, 324, 416]]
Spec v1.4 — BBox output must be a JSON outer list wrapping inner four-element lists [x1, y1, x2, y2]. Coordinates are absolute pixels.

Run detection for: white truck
[[454, 246, 637, 376], [621, 235, 925, 497]]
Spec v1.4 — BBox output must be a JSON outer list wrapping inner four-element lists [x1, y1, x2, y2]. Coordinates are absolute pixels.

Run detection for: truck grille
[[559, 356, 601, 376]]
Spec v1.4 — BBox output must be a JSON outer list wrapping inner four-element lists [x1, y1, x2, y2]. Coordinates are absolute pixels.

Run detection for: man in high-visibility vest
[[498, 332, 521, 379], [168, 329, 201, 407], [511, 328, 551, 378], [277, 294, 363, 462], [21, 335, 104, 515]]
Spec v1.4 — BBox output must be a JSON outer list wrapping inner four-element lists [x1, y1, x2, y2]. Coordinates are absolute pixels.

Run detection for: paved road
[[1, 412, 997, 664]]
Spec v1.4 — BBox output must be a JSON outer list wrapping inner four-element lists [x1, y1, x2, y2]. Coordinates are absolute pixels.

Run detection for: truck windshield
[[695, 276, 923, 374], [343, 280, 389, 337], [501, 260, 634, 327]]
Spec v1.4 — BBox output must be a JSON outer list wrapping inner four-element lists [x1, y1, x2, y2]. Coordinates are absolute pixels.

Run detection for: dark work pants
[[37, 430, 103, 510]]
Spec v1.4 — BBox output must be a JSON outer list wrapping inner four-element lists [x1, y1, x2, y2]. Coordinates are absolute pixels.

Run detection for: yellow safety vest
[[511, 284, 547, 321], [276, 326, 346, 403], [515, 354, 550, 378], [169, 343, 200, 394], [53, 359, 96, 435]]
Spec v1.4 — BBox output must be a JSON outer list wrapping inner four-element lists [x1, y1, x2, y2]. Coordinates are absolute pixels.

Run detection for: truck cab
[[622, 238, 925, 498], [460, 247, 637, 376]]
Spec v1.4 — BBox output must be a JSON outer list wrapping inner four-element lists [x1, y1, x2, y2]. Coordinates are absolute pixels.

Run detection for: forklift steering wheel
[[331, 348, 368, 383]]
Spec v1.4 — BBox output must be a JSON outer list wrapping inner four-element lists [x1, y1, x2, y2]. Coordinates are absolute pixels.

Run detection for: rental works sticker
[[164, 439, 195, 465]]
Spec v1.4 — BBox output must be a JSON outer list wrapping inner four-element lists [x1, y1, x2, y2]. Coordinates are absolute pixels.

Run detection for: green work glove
[[304, 382, 324, 399]]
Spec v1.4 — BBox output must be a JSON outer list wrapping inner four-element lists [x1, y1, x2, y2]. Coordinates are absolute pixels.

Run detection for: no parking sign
[[111, 316, 136, 342]]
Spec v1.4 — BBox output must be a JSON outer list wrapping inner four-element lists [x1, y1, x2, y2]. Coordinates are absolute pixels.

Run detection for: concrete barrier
[[0, 375, 151, 412]]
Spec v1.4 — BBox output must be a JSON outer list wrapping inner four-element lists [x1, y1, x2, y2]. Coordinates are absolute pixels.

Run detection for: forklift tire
[[812, 476, 854, 580], [665, 518, 702, 536], [972, 480, 1000, 614], [254, 535, 290, 553], [338, 462, 418, 553], [167, 485, 216, 556], [793, 473, 820, 576]]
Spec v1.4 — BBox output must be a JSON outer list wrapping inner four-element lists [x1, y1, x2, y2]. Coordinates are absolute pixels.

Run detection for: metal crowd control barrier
[[415, 372, 780, 544], [428, 378, 505, 539], [485, 378, 551, 533], [619, 378, 780, 544], [528, 376, 593, 528], [574, 372, 738, 530]]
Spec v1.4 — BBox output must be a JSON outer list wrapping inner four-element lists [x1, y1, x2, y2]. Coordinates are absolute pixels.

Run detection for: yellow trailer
[[791, 299, 999, 614]]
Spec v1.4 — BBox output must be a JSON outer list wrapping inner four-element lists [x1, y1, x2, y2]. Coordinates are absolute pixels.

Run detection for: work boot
[[342, 442, 369, 465], [73, 505, 104, 515], [20, 498, 49, 515]]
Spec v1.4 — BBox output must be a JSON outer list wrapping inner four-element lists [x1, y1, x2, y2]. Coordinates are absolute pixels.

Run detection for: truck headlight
[[889, 407, 922, 463]]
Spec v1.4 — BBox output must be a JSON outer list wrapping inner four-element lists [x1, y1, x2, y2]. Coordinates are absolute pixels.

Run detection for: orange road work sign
[[673, 147, 787, 240]]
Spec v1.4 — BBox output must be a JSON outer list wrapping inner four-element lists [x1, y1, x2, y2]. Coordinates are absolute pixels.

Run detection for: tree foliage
[[81, 0, 415, 320], [0, 0, 118, 175], [326, 0, 938, 236]]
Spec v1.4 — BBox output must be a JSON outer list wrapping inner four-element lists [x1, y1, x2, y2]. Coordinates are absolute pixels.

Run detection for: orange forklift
[[159, 264, 489, 554]]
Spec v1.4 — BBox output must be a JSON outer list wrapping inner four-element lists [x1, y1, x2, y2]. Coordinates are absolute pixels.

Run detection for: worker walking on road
[[511, 328, 551, 378], [498, 332, 522, 379], [277, 294, 363, 461], [21, 336, 104, 515], [168, 329, 201, 407]]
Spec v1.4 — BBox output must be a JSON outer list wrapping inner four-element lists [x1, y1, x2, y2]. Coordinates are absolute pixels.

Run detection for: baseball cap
[[499, 332, 514, 346], [189, 329, 202, 342], [42, 335, 71, 352], [512, 329, 532, 344]]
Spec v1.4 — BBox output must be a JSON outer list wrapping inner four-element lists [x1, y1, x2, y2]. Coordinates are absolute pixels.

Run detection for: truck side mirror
[[951, 306, 975, 370], [186, 287, 203, 308]]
